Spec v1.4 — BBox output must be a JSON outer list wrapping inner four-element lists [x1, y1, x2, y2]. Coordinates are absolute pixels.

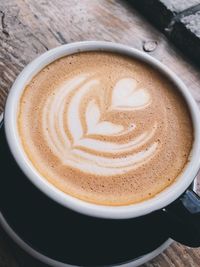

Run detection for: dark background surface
[[130, 0, 200, 66]]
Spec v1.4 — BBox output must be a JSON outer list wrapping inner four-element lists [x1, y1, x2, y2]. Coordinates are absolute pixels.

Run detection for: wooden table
[[1, 0, 200, 266]]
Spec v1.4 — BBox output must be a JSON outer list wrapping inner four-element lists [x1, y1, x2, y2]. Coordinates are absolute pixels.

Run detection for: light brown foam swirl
[[18, 52, 193, 205], [41, 74, 156, 175]]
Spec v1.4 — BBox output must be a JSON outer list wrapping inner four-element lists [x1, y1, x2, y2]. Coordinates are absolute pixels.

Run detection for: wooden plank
[[0, 0, 200, 266]]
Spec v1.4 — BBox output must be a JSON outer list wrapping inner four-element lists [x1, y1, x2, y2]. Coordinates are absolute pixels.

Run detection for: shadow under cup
[[2, 42, 200, 266]]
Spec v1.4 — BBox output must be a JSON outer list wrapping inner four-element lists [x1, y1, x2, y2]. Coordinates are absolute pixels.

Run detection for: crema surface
[[18, 52, 193, 205]]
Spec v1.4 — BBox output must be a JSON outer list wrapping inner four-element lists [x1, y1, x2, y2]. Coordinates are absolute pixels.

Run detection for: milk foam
[[41, 74, 155, 175], [111, 78, 151, 110], [18, 52, 193, 205]]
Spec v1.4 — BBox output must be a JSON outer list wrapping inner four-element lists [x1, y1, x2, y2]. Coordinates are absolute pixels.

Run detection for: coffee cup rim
[[4, 41, 200, 219]]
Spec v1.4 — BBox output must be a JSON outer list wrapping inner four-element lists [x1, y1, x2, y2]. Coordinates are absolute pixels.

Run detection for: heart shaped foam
[[111, 78, 150, 110], [86, 100, 124, 135]]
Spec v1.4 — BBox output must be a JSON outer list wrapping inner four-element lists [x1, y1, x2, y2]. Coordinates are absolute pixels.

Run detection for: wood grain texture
[[0, 0, 200, 266]]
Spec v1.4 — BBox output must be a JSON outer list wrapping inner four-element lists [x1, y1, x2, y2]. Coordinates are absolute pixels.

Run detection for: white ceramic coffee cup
[[4, 41, 200, 219]]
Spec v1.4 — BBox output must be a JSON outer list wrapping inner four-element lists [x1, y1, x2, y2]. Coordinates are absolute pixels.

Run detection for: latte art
[[111, 78, 151, 110], [18, 52, 193, 205], [42, 75, 156, 176]]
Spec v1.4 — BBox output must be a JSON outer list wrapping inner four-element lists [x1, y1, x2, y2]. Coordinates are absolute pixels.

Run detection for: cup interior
[[4, 41, 200, 219]]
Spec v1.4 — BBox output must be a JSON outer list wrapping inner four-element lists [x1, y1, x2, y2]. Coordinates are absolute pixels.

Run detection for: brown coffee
[[18, 52, 193, 205]]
